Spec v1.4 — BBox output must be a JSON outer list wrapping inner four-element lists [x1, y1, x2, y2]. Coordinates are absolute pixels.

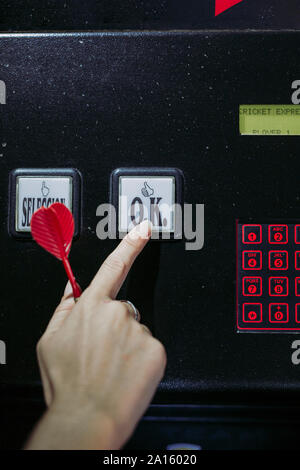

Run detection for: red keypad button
[[295, 225, 300, 244], [242, 224, 262, 244], [295, 278, 300, 296], [295, 252, 300, 270], [269, 277, 288, 296], [268, 225, 288, 244], [296, 304, 300, 323], [243, 303, 262, 323], [269, 251, 288, 270], [269, 303, 289, 323], [242, 277, 262, 296], [242, 251, 262, 270]]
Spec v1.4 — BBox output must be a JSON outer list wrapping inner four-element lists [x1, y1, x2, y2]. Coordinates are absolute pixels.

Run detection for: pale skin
[[25, 220, 167, 450]]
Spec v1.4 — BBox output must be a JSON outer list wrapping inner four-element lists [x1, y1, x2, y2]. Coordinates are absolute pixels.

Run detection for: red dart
[[30, 202, 82, 300]]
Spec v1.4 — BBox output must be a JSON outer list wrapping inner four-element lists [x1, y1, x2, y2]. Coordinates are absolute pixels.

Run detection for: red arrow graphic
[[215, 0, 243, 16]]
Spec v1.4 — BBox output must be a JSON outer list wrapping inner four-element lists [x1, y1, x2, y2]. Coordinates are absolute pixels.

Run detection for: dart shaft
[[62, 257, 82, 299]]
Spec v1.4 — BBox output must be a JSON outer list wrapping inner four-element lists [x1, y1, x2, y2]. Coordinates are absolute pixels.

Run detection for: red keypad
[[238, 222, 300, 331]]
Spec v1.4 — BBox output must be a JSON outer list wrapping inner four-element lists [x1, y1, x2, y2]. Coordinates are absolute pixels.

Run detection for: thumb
[[45, 281, 76, 334]]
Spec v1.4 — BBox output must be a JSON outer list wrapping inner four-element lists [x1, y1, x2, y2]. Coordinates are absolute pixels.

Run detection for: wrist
[[26, 398, 120, 450], [51, 399, 120, 449]]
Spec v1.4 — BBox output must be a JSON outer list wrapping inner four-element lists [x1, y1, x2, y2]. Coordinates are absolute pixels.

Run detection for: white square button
[[16, 176, 72, 232], [119, 176, 175, 233]]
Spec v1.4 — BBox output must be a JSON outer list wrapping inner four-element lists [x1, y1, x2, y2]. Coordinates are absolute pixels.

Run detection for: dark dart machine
[[1, 0, 300, 451]]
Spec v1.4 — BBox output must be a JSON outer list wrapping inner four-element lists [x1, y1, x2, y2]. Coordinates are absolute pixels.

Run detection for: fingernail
[[128, 220, 153, 240]]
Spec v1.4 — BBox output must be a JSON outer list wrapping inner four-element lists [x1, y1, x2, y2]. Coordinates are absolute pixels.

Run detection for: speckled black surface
[[0, 31, 300, 399], [0, 0, 299, 31]]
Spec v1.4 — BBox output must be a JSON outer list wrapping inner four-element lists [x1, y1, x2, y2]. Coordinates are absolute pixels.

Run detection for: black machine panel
[[1, 0, 300, 31], [1, 31, 300, 399]]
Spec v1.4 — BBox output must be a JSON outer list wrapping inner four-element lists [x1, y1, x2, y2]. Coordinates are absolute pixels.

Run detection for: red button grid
[[238, 223, 300, 331]]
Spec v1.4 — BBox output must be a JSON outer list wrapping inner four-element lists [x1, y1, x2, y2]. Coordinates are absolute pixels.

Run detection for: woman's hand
[[25, 220, 167, 450]]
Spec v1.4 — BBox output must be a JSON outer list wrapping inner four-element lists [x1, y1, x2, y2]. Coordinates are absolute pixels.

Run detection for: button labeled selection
[[16, 176, 72, 232], [269, 251, 288, 270], [268, 225, 288, 244], [242, 225, 262, 244], [242, 251, 262, 270], [269, 277, 288, 296], [9, 168, 81, 238], [242, 303, 262, 322], [243, 277, 262, 296], [269, 303, 289, 323]]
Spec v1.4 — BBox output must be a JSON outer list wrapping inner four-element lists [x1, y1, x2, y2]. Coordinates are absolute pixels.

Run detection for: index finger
[[89, 220, 152, 300]]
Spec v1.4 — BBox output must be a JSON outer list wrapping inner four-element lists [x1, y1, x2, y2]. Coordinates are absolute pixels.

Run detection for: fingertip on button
[[127, 219, 153, 241]]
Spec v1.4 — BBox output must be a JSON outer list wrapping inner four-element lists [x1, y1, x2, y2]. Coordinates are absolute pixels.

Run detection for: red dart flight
[[30, 202, 81, 300]]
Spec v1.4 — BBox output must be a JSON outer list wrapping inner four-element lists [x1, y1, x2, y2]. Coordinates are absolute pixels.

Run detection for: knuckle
[[117, 302, 131, 319], [109, 300, 131, 321], [151, 339, 167, 366], [36, 336, 46, 355]]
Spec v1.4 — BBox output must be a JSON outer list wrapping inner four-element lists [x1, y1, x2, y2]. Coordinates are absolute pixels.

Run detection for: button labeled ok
[[119, 177, 174, 232], [242, 251, 262, 270], [269, 277, 288, 296], [269, 303, 289, 323], [243, 277, 262, 296], [242, 303, 262, 323]]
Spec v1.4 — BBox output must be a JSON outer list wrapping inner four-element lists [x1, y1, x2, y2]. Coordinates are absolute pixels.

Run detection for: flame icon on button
[[141, 181, 154, 198]]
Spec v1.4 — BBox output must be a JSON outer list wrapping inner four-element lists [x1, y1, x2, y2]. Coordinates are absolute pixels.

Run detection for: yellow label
[[239, 105, 300, 135]]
